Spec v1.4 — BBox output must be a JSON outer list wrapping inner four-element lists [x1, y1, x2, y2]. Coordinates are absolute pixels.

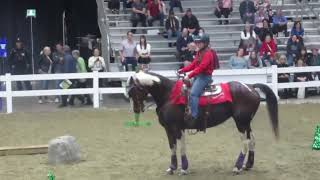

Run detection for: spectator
[[198, 28, 205, 37], [169, 0, 183, 13], [272, 9, 288, 37], [181, 8, 200, 35], [136, 35, 151, 71], [239, 0, 256, 24], [165, 10, 180, 47], [240, 22, 257, 53], [122, 0, 133, 13], [52, 43, 64, 103], [176, 28, 193, 62], [108, 0, 120, 14], [307, 47, 320, 66], [38, 46, 53, 104], [8, 38, 32, 91], [291, 21, 304, 38], [120, 31, 137, 71], [255, 0, 273, 21], [147, 0, 165, 27], [260, 34, 277, 66], [296, 46, 308, 64], [131, 0, 147, 34], [277, 54, 291, 99], [254, 7, 268, 35], [59, 45, 77, 108], [258, 19, 273, 42], [293, 59, 312, 97], [247, 51, 263, 68], [286, 35, 303, 66], [229, 47, 249, 69], [214, 0, 233, 25], [71, 50, 93, 105], [183, 42, 197, 67]]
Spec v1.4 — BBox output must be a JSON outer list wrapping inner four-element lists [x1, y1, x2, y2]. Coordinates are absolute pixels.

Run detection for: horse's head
[[126, 71, 161, 113]]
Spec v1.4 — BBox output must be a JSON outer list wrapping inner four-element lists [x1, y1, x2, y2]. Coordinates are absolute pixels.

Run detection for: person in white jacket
[[136, 35, 151, 71]]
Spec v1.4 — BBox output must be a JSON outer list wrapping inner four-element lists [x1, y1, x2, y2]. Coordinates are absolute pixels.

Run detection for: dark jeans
[[69, 80, 93, 105], [131, 14, 147, 33], [122, 0, 133, 12], [16, 81, 32, 91], [148, 13, 164, 26], [215, 8, 231, 24], [169, 0, 183, 12], [278, 77, 291, 98], [108, 0, 120, 10], [272, 24, 288, 36], [123, 57, 137, 71]]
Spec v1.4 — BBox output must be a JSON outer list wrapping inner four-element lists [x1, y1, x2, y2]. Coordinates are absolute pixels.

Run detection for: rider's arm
[[188, 51, 213, 78]]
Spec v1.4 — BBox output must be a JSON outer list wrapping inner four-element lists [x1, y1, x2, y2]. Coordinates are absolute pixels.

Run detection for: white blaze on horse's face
[[133, 71, 161, 86]]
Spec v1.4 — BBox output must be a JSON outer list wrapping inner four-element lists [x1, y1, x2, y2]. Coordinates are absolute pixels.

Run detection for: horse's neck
[[148, 80, 173, 108]]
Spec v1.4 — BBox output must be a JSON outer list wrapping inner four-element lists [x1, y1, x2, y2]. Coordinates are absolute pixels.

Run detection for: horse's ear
[[127, 76, 135, 87]]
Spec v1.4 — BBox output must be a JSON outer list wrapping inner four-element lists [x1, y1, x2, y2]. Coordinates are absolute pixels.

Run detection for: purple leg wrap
[[170, 155, 178, 170], [181, 155, 189, 170], [235, 152, 246, 169]]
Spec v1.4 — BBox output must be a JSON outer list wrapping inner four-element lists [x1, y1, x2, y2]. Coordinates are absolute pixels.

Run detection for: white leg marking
[[248, 132, 255, 151], [240, 133, 250, 154], [171, 144, 177, 156], [178, 131, 186, 156]]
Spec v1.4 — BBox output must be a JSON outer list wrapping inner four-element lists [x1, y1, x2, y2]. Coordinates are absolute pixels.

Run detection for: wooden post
[[0, 145, 48, 156]]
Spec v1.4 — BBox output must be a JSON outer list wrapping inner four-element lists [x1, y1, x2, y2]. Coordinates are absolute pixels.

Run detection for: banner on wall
[[0, 37, 7, 58]]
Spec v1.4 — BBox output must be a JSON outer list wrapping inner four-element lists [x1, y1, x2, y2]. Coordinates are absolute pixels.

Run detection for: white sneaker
[[38, 99, 43, 104], [54, 98, 59, 103]]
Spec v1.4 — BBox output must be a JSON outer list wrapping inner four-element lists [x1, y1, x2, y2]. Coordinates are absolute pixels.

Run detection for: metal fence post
[[93, 71, 100, 108], [5, 73, 12, 113]]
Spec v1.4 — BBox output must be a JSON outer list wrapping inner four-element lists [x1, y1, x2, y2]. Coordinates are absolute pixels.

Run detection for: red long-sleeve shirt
[[259, 39, 276, 58], [180, 49, 215, 78]]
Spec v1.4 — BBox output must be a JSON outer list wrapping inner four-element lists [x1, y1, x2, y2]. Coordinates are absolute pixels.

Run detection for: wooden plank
[[0, 145, 48, 156]]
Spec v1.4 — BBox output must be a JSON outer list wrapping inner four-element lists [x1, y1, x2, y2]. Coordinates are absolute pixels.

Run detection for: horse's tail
[[253, 83, 279, 139]]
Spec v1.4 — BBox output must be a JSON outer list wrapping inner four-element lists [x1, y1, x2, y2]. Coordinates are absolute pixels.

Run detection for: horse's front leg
[[165, 128, 177, 175], [178, 130, 189, 175]]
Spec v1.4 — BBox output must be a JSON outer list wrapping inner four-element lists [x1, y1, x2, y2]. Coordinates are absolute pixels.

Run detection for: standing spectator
[[176, 28, 193, 62], [291, 21, 304, 39], [240, 22, 257, 53], [258, 19, 273, 42], [293, 59, 312, 97], [181, 8, 200, 35], [59, 45, 77, 108], [136, 35, 151, 71], [165, 10, 180, 47], [38, 46, 53, 104], [247, 51, 263, 68], [131, 0, 147, 34], [307, 47, 320, 66], [52, 43, 64, 103], [229, 47, 249, 69], [272, 9, 288, 37], [259, 34, 277, 66], [122, 0, 133, 13], [277, 55, 291, 99], [286, 35, 303, 66], [169, 0, 183, 13], [239, 0, 256, 24], [296, 46, 308, 64], [8, 38, 32, 91], [108, 0, 120, 14], [214, 0, 233, 25], [147, 0, 165, 27], [254, 7, 268, 35], [120, 31, 137, 71]]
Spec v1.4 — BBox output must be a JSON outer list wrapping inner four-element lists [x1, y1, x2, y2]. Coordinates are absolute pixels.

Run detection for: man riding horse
[[178, 34, 217, 127]]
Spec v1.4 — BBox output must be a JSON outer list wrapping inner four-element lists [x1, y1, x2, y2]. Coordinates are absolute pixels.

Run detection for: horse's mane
[[146, 71, 175, 90]]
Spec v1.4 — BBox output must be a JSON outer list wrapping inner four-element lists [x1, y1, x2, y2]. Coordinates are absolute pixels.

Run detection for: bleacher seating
[[104, 0, 320, 71]]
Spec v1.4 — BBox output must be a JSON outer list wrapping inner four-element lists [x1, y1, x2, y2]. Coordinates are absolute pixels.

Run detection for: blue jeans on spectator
[[190, 74, 212, 118], [286, 54, 295, 66], [123, 57, 137, 71], [148, 13, 165, 26], [167, 29, 180, 40], [170, 0, 183, 12]]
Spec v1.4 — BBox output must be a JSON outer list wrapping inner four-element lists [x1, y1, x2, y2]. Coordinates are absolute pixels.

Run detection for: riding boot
[[184, 114, 198, 128]]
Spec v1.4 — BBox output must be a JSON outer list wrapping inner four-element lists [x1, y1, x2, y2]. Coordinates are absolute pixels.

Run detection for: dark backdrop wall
[[0, 0, 100, 54]]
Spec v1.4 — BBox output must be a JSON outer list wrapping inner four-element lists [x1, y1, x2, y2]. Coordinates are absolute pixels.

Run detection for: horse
[[126, 70, 279, 175]]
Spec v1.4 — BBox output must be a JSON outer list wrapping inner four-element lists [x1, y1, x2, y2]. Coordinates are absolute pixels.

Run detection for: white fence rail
[[0, 65, 320, 113]]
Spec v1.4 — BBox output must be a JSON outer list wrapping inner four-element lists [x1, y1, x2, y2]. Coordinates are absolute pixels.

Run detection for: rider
[[178, 34, 215, 127]]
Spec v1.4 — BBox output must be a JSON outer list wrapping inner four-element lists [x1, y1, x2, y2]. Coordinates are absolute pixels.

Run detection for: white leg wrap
[[248, 132, 255, 151], [240, 133, 249, 154]]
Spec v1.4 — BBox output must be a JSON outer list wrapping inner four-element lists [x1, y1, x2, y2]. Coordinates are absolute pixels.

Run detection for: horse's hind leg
[[244, 131, 255, 170]]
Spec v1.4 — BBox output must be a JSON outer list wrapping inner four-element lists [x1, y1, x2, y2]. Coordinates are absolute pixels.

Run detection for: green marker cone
[[134, 113, 140, 124], [47, 171, 55, 180], [312, 125, 320, 150]]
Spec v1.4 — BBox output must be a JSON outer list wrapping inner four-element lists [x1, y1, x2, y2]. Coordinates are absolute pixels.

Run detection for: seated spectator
[[307, 47, 320, 66], [176, 28, 194, 62], [38, 46, 53, 104], [122, 0, 133, 13], [120, 31, 137, 71], [214, 0, 233, 25], [240, 22, 257, 53], [169, 0, 183, 13], [165, 10, 180, 47], [272, 9, 288, 37], [293, 59, 312, 97], [108, 0, 120, 14], [291, 21, 304, 39], [258, 19, 273, 42], [239, 0, 256, 24], [131, 0, 147, 34], [247, 51, 263, 68], [260, 34, 277, 66], [147, 0, 165, 27], [296, 46, 308, 64], [254, 7, 268, 35], [136, 35, 151, 71], [198, 28, 205, 37], [181, 8, 200, 35], [277, 54, 291, 99], [286, 35, 303, 66], [229, 47, 249, 69]]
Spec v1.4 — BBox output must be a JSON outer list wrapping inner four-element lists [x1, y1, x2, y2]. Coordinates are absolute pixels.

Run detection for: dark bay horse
[[127, 71, 279, 175]]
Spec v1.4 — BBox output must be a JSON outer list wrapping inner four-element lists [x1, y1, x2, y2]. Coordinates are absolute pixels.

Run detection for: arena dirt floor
[[0, 104, 320, 180]]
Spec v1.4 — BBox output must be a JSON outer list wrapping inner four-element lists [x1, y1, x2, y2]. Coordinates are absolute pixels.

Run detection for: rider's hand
[[184, 76, 190, 81], [178, 69, 183, 74]]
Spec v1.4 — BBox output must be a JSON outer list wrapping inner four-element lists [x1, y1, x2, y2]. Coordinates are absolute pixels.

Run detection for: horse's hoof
[[179, 169, 188, 176], [243, 165, 253, 171], [232, 167, 242, 175], [166, 168, 175, 175]]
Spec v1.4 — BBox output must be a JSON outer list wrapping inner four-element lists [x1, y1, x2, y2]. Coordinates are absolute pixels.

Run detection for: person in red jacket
[[178, 34, 215, 126], [259, 34, 277, 66]]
